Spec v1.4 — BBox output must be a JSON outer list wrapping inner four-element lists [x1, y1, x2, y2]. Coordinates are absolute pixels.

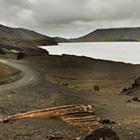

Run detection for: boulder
[[101, 119, 116, 124], [84, 128, 119, 140], [134, 77, 140, 86]]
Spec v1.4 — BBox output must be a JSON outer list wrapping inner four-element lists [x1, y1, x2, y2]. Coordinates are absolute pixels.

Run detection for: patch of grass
[[60, 81, 80, 90]]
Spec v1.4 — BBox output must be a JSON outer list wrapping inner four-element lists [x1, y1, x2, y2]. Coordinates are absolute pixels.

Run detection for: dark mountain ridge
[[70, 27, 140, 42], [0, 24, 57, 55]]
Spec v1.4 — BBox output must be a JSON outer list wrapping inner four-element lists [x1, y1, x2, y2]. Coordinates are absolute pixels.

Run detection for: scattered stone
[[84, 127, 119, 140], [138, 99, 140, 102], [120, 76, 140, 94], [121, 88, 127, 92], [126, 97, 140, 103], [129, 132, 133, 135], [134, 77, 140, 86], [132, 97, 138, 101], [7, 95, 11, 98], [126, 100, 131, 103], [132, 97, 140, 102]]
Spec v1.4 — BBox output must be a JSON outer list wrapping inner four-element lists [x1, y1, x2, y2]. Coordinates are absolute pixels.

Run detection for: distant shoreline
[[40, 42, 140, 65]]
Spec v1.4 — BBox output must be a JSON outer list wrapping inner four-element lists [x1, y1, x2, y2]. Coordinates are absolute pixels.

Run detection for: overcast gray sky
[[0, 0, 140, 38]]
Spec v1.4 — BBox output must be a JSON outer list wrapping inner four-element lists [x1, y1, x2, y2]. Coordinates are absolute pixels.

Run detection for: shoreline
[[40, 42, 140, 65], [53, 53, 139, 65]]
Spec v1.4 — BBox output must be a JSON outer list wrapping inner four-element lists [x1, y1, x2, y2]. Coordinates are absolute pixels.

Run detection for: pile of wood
[[0, 104, 102, 131], [61, 112, 102, 131]]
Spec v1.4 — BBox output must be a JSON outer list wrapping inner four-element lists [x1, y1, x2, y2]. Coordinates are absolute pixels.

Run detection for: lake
[[40, 42, 140, 64]]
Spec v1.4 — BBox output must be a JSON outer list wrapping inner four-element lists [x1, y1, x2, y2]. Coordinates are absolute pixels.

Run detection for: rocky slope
[[70, 27, 140, 42], [0, 24, 57, 54]]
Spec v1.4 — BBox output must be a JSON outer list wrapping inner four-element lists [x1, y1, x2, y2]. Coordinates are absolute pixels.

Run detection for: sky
[[0, 0, 140, 38]]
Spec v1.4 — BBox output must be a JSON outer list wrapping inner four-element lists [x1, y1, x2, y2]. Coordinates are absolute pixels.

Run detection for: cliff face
[[70, 27, 140, 42], [0, 25, 57, 48]]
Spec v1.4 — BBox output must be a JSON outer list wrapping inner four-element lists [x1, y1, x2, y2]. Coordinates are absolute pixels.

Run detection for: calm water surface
[[40, 42, 140, 64]]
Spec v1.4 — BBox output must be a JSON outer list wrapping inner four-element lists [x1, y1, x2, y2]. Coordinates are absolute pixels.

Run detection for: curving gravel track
[[0, 59, 42, 92]]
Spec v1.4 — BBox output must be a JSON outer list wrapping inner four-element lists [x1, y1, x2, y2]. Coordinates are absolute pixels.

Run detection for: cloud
[[0, 0, 140, 37]]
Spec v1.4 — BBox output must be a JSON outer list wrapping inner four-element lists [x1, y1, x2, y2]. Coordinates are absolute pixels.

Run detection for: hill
[[54, 37, 70, 43], [0, 24, 57, 54], [70, 27, 140, 42]]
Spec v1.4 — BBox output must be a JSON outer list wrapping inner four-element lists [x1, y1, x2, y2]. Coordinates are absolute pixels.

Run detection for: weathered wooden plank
[[63, 119, 100, 124], [71, 123, 103, 131], [62, 115, 99, 122], [61, 112, 95, 117], [0, 104, 93, 122], [69, 121, 100, 126], [61, 112, 102, 131]]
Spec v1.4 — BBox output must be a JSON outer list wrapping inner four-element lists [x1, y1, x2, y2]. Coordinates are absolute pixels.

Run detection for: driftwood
[[0, 104, 103, 131], [0, 105, 93, 122]]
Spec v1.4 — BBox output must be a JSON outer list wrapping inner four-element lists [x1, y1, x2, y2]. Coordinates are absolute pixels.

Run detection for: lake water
[[40, 42, 140, 64]]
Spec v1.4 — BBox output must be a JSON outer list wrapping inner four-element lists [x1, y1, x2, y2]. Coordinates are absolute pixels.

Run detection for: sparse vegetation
[[58, 81, 80, 90]]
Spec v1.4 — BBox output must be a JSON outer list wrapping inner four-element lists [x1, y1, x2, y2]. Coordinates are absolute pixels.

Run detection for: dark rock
[[84, 127, 119, 140], [126, 100, 131, 103], [120, 76, 140, 94], [131, 84, 135, 88], [126, 91, 130, 94], [121, 88, 127, 92], [132, 97, 138, 101], [134, 77, 140, 86], [138, 99, 140, 102], [132, 97, 140, 102], [101, 119, 116, 124]]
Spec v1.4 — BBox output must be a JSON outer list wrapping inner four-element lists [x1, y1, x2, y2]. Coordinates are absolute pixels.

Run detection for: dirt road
[[0, 59, 42, 91]]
